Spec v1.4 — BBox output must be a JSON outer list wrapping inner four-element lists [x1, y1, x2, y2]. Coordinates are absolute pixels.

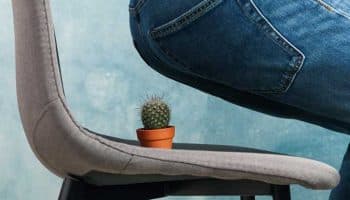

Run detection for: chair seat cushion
[[81, 129, 340, 190]]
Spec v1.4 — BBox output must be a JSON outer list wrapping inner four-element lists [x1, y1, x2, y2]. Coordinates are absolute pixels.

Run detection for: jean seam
[[313, 0, 350, 20], [235, 0, 306, 93], [129, 0, 147, 16], [157, 41, 193, 72], [150, 0, 224, 39], [157, 39, 304, 94]]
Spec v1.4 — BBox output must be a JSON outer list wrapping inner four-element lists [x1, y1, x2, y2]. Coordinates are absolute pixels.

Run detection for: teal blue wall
[[1, 0, 349, 199]]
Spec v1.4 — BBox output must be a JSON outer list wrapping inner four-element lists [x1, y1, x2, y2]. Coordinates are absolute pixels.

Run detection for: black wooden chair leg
[[272, 185, 291, 200], [241, 196, 255, 200], [58, 178, 167, 200]]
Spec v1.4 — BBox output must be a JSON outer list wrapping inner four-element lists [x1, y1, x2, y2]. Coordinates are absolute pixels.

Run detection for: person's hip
[[129, 0, 350, 135]]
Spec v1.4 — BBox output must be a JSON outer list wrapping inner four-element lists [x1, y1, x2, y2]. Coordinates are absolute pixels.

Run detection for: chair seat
[[80, 128, 340, 190]]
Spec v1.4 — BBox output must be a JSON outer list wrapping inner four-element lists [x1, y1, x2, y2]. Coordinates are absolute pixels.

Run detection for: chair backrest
[[12, 0, 73, 176], [13, 0, 64, 135], [12, 0, 132, 177]]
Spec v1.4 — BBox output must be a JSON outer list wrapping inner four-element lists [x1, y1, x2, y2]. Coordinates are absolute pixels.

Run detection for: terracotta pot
[[136, 126, 175, 149]]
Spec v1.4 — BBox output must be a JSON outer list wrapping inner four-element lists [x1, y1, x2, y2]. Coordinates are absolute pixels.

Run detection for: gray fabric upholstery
[[12, 0, 340, 190]]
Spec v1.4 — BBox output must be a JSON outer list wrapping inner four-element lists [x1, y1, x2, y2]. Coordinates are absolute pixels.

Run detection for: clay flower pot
[[136, 126, 175, 149], [137, 95, 174, 149]]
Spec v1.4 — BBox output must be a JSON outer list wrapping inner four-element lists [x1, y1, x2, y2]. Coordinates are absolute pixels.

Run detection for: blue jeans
[[129, 0, 350, 198]]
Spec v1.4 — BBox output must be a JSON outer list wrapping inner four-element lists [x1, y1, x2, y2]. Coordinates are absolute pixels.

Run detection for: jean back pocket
[[146, 0, 305, 94]]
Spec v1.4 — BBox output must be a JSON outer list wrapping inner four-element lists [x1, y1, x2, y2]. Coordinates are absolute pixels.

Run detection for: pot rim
[[136, 125, 175, 141]]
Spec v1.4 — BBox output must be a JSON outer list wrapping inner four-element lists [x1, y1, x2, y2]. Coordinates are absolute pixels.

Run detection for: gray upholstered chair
[[12, 0, 340, 199]]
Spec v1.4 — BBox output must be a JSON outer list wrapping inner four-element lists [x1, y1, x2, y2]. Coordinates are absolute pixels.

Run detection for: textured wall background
[[1, 0, 349, 199]]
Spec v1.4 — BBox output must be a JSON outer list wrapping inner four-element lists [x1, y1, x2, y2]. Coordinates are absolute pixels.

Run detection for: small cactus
[[140, 95, 171, 130]]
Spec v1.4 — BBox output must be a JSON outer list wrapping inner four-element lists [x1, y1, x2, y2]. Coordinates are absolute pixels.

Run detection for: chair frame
[[58, 178, 291, 200]]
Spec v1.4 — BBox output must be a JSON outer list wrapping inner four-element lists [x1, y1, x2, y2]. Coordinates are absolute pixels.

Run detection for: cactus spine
[[141, 95, 171, 130]]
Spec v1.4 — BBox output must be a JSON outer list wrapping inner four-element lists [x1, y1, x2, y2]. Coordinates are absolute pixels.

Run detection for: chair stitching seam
[[29, 0, 65, 175], [119, 155, 134, 173]]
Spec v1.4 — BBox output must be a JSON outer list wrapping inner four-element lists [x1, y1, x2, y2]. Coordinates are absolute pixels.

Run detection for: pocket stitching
[[157, 39, 304, 94], [151, 0, 306, 94], [236, 0, 306, 93], [312, 0, 350, 20], [129, 0, 147, 15], [150, 0, 224, 39], [157, 40, 194, 72]]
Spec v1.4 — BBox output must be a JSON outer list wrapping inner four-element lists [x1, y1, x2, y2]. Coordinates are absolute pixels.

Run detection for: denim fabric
[[128, 1, 350, 197]]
